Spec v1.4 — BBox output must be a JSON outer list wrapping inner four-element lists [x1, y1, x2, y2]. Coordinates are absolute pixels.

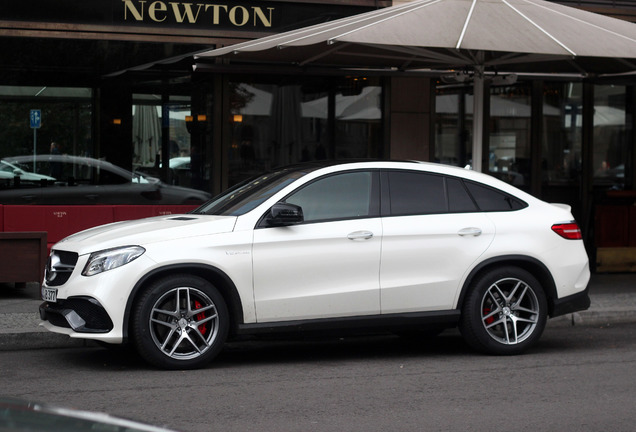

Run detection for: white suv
[[40, 161, 591, 369]]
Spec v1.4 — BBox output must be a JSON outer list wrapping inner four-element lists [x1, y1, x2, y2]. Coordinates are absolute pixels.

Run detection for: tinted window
[[447, 177, 478, 212], [388, 171, 446, 215], [285, 171, 376, 222], [464, 181, 527, 211]]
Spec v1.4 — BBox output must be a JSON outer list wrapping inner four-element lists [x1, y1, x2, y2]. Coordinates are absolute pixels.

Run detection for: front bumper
[[39, 297, 113, 333]]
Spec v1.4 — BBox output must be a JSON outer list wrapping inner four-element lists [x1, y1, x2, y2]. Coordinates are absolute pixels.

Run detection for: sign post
[[30, 109, 41, 169]]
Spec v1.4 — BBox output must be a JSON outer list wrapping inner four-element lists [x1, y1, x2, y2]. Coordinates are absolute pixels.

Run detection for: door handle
[[458, 227, 482, 237], [85, 194, 99, 200], [347, 231, 374, 240]]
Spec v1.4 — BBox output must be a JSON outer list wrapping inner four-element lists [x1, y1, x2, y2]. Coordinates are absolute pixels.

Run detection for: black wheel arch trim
[[122, 263, 244, 341], [458, 255, 562, 316]]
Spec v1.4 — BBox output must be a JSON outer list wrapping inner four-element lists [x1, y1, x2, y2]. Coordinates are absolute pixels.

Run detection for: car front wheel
[[131, 274, 229, 369], [459, 267, 547, 355]]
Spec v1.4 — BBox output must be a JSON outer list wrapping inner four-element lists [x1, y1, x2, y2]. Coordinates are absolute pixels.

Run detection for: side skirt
[[236, 310, 461, 337]]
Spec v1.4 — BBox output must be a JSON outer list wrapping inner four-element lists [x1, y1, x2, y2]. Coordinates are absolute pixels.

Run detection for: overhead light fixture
[[491, 74, 518, 86]]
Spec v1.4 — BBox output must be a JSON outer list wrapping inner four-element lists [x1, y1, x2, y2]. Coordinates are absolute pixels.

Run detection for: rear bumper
[[550, 288, 591, 318]]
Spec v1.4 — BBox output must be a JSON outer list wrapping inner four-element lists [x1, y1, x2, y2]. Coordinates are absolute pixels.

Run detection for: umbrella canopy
[[195, 0, 636, 170], [196, 0, 636, 73]]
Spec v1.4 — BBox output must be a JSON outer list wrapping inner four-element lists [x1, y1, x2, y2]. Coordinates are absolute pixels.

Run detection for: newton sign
[[122, 0, 275, 28]]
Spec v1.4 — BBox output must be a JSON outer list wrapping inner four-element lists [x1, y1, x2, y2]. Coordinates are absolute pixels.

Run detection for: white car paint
[[39, 160, 591, 366]]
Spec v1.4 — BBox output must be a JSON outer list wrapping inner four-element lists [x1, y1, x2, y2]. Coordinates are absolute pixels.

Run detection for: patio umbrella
[[133, 105, 161, 167], [195, 0, 636, 171]]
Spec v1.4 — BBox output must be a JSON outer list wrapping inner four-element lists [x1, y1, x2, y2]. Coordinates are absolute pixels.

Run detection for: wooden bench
[[0, 231, 47, 285]]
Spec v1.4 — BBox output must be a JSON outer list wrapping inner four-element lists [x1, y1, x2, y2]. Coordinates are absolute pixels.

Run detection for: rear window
[[464, 181, 527, 211]]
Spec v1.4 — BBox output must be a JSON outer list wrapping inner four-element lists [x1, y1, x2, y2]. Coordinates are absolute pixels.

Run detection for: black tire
[[459, 266, 547, 355], [131, 274, 229, 369]]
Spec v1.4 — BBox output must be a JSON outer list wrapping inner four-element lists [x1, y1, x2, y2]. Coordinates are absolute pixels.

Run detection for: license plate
[[42, 287, 57, 302]]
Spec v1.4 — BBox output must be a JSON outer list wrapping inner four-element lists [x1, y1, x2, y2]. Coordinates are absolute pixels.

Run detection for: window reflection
[[0, 86, 92, 160], [541, 82, 583, 218], [132, 95, 205, 191], [593, 85, 627, 190], [435, 87, 471, 167], [488, 84, 532, 190], [228, 78, 382, 187]]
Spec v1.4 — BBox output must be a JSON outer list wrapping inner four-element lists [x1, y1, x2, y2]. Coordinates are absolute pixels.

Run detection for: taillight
[[552, 222, 582, 240]]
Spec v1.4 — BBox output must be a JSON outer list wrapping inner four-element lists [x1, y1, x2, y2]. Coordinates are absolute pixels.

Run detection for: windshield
[[193, 167, 316, 216]]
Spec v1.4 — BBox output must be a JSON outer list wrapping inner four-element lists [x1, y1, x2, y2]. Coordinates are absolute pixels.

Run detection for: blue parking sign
[[30, 109, 41, 129]]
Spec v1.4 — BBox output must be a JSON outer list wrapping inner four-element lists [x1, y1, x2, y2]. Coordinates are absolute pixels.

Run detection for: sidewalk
[[0, 273, 634, 351]]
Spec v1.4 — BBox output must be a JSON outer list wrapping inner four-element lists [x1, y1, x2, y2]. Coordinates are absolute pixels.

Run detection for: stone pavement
[[0, 273, 634, 351]]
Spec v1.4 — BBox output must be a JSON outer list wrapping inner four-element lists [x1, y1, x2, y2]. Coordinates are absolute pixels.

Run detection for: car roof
[[273, 159, 538, 203]]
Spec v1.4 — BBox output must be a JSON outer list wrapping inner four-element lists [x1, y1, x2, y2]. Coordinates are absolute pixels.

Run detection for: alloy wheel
[[480, 277, 540, 346], [148, 286, 220, 361]]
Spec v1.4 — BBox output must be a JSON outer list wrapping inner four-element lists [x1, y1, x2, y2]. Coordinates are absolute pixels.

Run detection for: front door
[[252, 170, 382, 322]]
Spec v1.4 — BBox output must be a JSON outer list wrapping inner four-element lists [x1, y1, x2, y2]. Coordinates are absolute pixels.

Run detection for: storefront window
[[593, 85, 628, 190], [0, 86, 92, 159], [132, 95, 202, 191], [0, 86, 93, 204], [541, 82, 583, 217], [334, 78, 382, 160], [488, 84, 532, 190], [228, 78, 382, 186], [0, 87, 210, 206], [435, 87, 471, 167]]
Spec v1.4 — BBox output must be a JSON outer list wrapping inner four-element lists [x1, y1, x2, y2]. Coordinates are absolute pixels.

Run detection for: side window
[[447, 177, 478, 212], [388, 171, 446, 215], [285, 171, 376, 222], [464, 180, 527, 211], [96, 167, 128, 185]]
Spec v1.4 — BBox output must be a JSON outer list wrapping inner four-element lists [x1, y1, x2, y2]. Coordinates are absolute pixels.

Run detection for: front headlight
[[82, 246, 146, 276]]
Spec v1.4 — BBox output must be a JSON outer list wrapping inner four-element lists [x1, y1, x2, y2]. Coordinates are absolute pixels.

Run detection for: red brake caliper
[[483, 308, 495, 325], [194, 300, 208, 335]]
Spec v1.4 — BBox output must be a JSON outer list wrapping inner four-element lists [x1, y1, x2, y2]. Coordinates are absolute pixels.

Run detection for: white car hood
[[55, 214, 237, 255]]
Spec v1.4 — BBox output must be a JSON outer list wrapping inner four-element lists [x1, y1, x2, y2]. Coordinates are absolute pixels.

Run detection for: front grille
[[45, 250, 78, 287], [40, 297, 113, 333]]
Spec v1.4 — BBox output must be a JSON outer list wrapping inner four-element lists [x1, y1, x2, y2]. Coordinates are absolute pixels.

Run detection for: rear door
[[380, 171, 495, 313]]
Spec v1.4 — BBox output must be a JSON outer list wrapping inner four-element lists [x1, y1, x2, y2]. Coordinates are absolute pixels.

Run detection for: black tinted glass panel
[[447, 178, 478, 212], [286, 171, 375, 222], [465, 181, 526, 211], [388, 171, 446, 215]]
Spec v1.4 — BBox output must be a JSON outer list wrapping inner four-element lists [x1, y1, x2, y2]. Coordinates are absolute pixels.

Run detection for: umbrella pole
[[472, 65, 484, 172]]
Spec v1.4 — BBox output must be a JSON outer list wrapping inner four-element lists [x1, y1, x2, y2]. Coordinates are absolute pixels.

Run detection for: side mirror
[[267, 202, 304, 226]]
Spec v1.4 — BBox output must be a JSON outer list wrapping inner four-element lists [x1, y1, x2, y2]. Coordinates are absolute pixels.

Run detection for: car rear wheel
[[459, 267, 547, 355], [131, 274, 229, 369]]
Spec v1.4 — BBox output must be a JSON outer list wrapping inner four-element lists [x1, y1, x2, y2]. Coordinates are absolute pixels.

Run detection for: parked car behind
[[0, 159, 56, 182], [40, 160, 590, 369], [0, 155, 211, 205], [0, 397, 179, 432]]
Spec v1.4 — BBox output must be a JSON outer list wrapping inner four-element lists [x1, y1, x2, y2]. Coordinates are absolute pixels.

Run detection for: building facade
[[1, 0, 635, 271]]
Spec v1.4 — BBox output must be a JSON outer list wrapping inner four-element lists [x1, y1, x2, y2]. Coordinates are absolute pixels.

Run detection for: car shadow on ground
[[54, 330, 473, 371], [53, 324, 631, 371]]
